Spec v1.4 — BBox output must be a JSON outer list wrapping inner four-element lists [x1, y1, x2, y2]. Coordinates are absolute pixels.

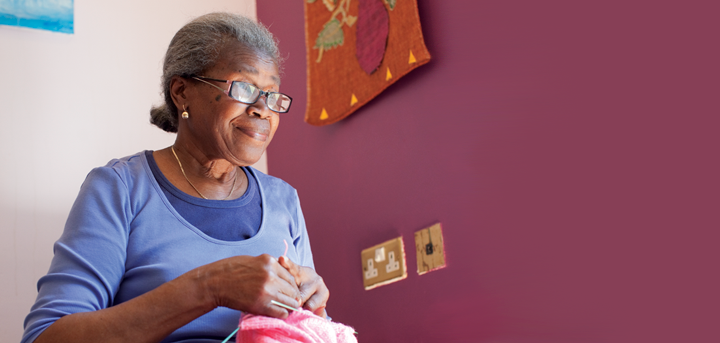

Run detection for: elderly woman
[[22, 13, 328, 343]]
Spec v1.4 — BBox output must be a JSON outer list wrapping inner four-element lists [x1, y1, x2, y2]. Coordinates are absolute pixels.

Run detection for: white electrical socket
[[361, 237, 407, 290], [386, 251, 400, 272], [365, 259, 378, 279]]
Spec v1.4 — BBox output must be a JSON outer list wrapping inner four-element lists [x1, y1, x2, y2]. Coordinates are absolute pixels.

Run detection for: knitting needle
[[270, 299, 300, 312], [221, 303, 294, 343], [222, 302, 299, 343], [221, 327, 239, 343]]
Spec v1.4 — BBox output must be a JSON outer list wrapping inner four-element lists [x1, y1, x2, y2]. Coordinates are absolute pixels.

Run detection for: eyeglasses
[[190, 75, 292, 113]]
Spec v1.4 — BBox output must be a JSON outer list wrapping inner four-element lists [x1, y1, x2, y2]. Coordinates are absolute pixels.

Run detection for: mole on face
[[215, 95, 222, 102]]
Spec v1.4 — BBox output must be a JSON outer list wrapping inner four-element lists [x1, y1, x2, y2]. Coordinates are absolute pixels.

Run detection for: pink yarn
[[236, 309, 357, 343]]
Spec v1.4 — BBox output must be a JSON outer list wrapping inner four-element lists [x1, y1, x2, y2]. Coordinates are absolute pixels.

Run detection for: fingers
[[273, 256, 299, 291], [277, 257, 330, 314], [278, 256, 305, 303], [261, 292, 300, 319], [202, 254, 304, 319], [278, 256, 300, 278], [260, 255, 302, 318], [238, 257, 301, 319], [203, 254, 327, 319], [315, 307, 328, 319], [262, 255, 300, 305], [302, 280, 329, 315]]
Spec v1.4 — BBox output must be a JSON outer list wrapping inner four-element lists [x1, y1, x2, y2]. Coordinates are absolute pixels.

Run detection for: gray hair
[[150, 12, 281, 132]]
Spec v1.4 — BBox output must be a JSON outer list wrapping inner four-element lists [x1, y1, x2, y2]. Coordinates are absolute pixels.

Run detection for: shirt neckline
[[144, 150, 256, 209], [138, 150, 268, 246]]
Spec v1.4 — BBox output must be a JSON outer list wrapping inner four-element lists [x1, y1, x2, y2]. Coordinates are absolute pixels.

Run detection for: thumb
[[278, 256, 312, 305], [278, 256, 301, 279]]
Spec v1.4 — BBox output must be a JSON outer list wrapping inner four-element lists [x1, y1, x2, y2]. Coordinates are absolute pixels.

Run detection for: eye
[[232, 82, 258, 102]]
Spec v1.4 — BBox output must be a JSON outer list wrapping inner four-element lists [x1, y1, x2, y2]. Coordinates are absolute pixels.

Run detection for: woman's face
[[182, 40, 281, 166]]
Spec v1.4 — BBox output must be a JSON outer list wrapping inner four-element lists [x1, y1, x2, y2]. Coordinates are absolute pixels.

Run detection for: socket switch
[[415, 223, 446, 275]]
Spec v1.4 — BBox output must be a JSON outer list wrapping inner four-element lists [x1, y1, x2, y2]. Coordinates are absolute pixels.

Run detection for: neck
[[169, 144, 243, 200], [172, 142, 237, 181]]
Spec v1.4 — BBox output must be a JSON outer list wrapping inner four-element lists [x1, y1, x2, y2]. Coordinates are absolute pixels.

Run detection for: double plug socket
[[361, 237, 407, 290]]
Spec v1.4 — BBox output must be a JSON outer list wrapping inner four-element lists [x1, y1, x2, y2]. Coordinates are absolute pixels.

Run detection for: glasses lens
[[231, 82, 259, 103], [268, 93, 292, 113]]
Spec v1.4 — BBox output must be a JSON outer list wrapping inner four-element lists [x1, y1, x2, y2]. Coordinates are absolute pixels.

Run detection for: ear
[[169, 75, 190, 111]]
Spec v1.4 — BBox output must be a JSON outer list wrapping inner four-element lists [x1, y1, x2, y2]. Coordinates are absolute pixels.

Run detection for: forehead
[[212, 40, 281, 86]]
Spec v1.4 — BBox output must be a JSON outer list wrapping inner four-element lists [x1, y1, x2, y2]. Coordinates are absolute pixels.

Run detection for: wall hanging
[[304, 0, 430, 126], [0, 0, 73, 34]]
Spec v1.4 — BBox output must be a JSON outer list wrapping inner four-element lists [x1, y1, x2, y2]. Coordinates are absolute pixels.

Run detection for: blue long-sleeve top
[[22, 151, 315, 343]]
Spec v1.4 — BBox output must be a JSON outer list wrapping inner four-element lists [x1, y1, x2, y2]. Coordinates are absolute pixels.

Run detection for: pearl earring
[[181, 104, 189, 119]]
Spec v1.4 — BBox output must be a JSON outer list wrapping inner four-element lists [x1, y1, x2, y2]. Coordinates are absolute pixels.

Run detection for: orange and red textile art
[[304, 0, 431, 126]]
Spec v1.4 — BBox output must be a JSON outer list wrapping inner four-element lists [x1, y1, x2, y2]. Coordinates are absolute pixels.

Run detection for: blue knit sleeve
[[292, 189, 315, 270], [22, 166, 131, 343]]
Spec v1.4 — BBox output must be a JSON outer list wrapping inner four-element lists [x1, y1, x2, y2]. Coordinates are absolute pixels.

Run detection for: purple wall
[[258, 1, 719, 342]]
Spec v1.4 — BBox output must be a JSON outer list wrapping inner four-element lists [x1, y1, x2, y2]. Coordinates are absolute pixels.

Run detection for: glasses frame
[[190, 75, 292, 113]]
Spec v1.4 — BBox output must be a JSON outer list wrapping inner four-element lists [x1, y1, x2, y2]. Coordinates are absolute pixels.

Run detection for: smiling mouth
[[237, 127, 269, 142]]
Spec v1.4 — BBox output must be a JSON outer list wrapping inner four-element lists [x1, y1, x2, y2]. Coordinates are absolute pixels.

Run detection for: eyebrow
[[239, 65, 281, 87]]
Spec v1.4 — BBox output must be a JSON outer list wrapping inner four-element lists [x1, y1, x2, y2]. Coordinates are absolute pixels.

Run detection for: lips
[[237, 126, 270, 142]]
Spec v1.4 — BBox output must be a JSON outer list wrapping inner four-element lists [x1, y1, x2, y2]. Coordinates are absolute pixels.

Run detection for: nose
[[247, 94, 274, 119]]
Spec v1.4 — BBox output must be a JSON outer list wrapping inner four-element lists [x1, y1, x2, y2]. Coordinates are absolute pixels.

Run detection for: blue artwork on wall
[[0, 0, 73, 34]]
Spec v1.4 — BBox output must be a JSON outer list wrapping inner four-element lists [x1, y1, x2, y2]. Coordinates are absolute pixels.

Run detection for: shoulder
[[249, 167, 298, 195], [101, 151, 148, 179], [84, 151, 149, 184], [248, 167, 301, 210], [79, 151, 153, 203]]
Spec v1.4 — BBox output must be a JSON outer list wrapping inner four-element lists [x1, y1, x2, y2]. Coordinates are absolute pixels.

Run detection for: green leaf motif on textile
[[315, 18, 344, 50], [310, 0, 353, 62], [384, 0, 396, 10]]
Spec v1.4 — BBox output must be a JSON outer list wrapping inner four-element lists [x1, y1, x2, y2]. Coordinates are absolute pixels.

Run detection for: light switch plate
[[361, 237, 407, 290], [415, 223, 446, 275]]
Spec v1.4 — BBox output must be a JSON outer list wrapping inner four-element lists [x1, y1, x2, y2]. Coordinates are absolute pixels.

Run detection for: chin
[[232, 150, 265, 166]]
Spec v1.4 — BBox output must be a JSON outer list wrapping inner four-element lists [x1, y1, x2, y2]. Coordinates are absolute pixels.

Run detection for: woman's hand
[[197, 254, 302, 319], [34, 254, 301, 343], [278, 256, 329, 317]]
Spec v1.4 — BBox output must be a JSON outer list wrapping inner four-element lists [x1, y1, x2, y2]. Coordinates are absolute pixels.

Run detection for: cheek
[[267, 117, 280, 141]]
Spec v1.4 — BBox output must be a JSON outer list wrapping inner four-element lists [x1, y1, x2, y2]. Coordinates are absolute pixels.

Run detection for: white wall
[[0, 0, 261, 341]]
